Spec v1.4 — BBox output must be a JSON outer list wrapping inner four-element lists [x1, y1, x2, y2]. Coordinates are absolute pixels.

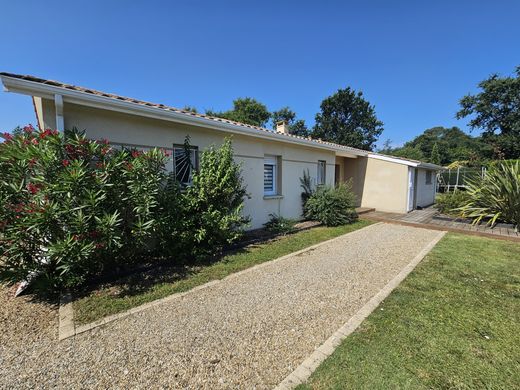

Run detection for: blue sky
[[1, 0, 519, 148]]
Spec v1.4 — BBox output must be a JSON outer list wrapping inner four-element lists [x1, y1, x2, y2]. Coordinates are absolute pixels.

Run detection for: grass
[[73, 219, 373, 325], [297, 233, 520, 390]]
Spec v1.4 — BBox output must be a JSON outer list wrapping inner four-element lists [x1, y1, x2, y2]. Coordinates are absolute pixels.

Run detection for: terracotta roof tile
[[1, 71, 443, 170]]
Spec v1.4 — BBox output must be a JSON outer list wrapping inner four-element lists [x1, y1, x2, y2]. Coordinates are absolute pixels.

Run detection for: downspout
[[54, 94, 64, 132]]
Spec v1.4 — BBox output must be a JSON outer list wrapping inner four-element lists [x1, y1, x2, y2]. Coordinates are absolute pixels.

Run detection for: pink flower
[[23, 124, 34, 133], [2, 132, 13, 141], [27, 183, 40, 195], [62, 159, 70, 167]]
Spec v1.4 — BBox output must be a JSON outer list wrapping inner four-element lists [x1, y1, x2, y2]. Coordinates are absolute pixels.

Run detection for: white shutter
[[264, 156, 277, 195]]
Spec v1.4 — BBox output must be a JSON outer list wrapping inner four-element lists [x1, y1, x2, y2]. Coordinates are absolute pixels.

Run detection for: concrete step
[[356, 207, 376, 215]]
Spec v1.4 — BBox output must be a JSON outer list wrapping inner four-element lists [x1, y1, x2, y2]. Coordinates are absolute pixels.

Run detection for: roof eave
[[0, 74, 368, 157]]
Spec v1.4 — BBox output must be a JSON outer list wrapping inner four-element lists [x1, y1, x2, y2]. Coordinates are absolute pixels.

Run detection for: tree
[[456, 66, 520, 159], [206, 98, 270, 127], [387, 126, 489, 165], [183, 106, 198, 113], [313, 87, 384, 151], [391, 145, 425, 161], [430, 142, 441, 165], [271, 107, 310, 137]]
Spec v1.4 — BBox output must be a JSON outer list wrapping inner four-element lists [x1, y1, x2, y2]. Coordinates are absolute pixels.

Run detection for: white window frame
[[317, 160, 326, 185], [264, 156, 278, 196]]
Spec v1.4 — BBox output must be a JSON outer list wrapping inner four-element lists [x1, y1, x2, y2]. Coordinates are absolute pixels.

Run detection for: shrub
[[264, 214, 297, 235], [160, 138, 249, 259], [0, 127, 168, 290], [300, 168, 315, 215], [435, 190, 470, 216], [0, 127, 249, 292], [458, 162, 520, 229], [305, 182, 358, 226]]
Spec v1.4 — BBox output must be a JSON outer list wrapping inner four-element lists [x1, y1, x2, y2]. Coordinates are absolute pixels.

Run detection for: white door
[[407, 167, 415, 211]]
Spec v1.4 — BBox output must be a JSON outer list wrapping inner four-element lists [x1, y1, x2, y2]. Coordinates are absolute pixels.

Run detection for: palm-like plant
[[458, 162, 520, 230]]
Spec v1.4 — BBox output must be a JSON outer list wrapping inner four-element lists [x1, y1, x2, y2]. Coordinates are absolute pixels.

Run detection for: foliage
[[0, 128, 249, 292], [389, 145, 425, 161], [182, 106, 198, 113], [383, 126, 489, 165], [430, 142, 441, 165], [304, 182, 358, 226], [299, 168, 314, 214], [271, 107, 310, 137], [435, 190, 470, 216], [313, 87, 384, 151], [175, 138, 250, 258], [206, 97, 271, 127], [458, 162, 520, 229], [263, 213, 297, 235], [456, 65, 520, 159], [0, 126, 168, 290]]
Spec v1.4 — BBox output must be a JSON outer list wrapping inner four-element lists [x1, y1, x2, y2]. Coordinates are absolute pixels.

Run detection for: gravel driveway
[[1, 223, 441, 389]]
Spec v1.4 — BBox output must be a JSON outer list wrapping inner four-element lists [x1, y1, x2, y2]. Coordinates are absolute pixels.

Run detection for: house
[[0, 73, 441, 229]]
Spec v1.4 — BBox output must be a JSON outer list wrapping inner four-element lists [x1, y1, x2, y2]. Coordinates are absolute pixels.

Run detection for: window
[[425, 170, 432, 185], [264, 156, 278, 195], [173, 145, 198, 186], [317, 160, 326, 185]]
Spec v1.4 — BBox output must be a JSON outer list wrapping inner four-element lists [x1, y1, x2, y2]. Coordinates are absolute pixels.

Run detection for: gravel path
[[1, 223, 441, 389]]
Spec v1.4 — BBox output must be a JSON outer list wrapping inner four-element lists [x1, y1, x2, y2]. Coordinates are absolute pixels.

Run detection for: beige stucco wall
[[37, 98, 57, 130], [343, 157, 408, 213], [49, 101, 336, 229], [416, 168, 436, 207]]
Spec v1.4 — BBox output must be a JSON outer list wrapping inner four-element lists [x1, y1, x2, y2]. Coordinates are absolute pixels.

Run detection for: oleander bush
[[305, 181, 358, 226], [0, 127, 248, 292], [458, 162, 520, 229]]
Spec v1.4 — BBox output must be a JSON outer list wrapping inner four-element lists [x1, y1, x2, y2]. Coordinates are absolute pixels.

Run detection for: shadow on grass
[[74, 244, 256, 301]]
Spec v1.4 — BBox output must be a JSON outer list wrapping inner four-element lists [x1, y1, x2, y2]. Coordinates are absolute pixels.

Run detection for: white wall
[[416, 168, 436, 207], [50, 100, 336, 229]]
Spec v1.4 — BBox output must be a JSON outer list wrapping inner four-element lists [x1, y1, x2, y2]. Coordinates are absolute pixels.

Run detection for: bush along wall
[[304, 181, 358, 226], [0, 126, 249, 293]]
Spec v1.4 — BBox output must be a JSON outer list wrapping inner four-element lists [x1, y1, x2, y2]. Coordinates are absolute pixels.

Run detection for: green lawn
[[74, 219, 372, 324], [297, 233, 520, 389]]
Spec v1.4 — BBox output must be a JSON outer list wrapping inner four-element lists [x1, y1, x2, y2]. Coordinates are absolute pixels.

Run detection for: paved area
[[365, 207, 519, 239], [1, 223, 442, 389]]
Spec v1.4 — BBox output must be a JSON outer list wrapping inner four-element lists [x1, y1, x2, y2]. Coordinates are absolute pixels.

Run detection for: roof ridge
[[0, 72, 370, 153]]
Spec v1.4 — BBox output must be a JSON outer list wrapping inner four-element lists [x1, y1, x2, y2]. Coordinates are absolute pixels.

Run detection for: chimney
[[276, 120, 290, 135]]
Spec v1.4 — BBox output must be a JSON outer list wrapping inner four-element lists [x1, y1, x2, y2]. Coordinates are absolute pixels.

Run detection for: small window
[[425, 170, 432, 185], [317, 160, 326, 185], [264, 156, 278, 195], [173, 145, 198, 185]]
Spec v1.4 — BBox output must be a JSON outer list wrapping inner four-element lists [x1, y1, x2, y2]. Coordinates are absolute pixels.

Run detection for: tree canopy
[[271, 107, 310, 137], [313, 88, 383, 151], [456, 65, 520, 159], [206, 97, 271, 127], [379, 126, 491, 166]]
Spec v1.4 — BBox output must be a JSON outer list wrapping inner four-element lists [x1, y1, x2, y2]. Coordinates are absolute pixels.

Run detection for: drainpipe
[[55, 94, 64, 132]]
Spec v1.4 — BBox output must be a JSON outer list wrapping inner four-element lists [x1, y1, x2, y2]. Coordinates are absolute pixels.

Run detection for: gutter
[[1, 74, 367, 158]]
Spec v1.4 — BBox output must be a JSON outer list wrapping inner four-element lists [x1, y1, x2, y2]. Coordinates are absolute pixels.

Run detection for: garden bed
[[432, 214, 516, 229]]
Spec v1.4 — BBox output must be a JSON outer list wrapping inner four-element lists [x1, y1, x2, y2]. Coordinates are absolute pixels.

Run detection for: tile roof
[[0, 72, 366, 155], [0, 72, 442, 169]]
